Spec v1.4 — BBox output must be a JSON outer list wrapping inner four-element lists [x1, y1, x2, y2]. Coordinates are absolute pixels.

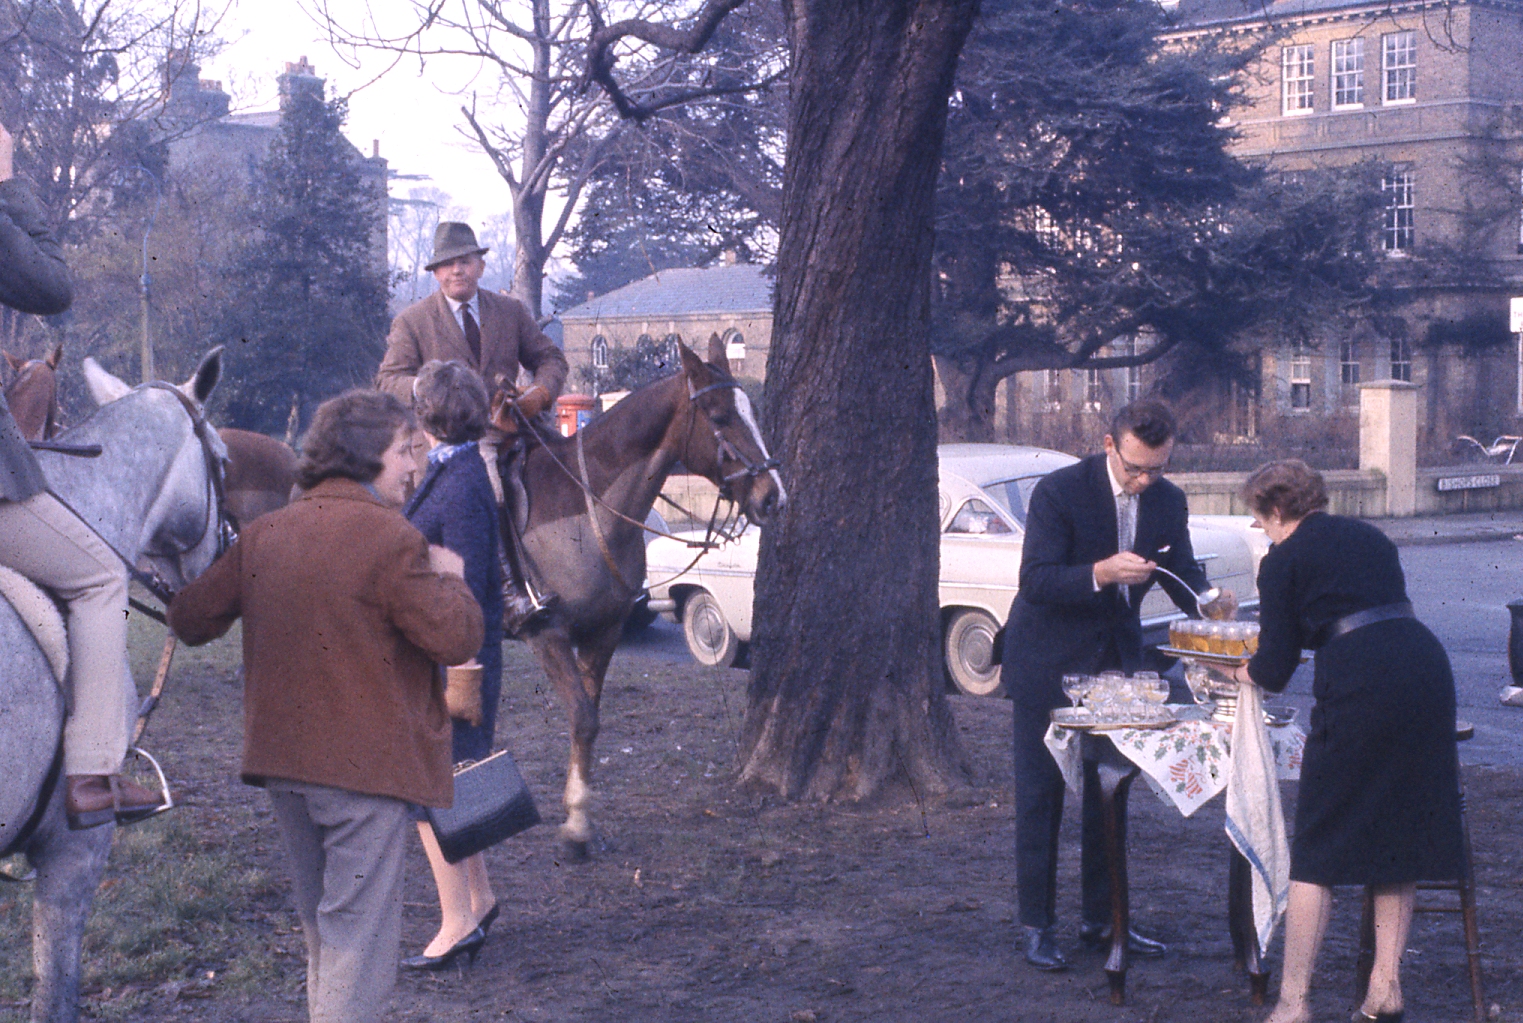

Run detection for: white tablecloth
[[1044, 707, 1305, 817]]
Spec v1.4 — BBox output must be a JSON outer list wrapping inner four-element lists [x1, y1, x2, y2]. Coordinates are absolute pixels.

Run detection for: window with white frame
[[1382, 31, 1416, 104], [1340, 340, 1360, 396], [1120, 337, 1141, 402], [1331, 38, 1364, 108], [591, 335, 609, 370], [1289, 346, 1312, 409], [1390, 338, 1412, 382], [1382, 169, 1415, 253], [1282, 44, 1315, 115], [1084, 367, 1103, 411]]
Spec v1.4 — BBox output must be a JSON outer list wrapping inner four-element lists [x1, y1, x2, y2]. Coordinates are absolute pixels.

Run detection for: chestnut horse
[[80, 358, 297, 530], [3, 343, 63, 440], [518, 336, 785, 858]]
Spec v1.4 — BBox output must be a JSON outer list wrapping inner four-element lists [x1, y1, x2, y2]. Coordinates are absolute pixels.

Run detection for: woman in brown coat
[[169, 390, 483, 1023]]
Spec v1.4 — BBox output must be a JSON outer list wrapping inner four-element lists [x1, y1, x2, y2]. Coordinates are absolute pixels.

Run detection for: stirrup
[[0, 853, 36, 883], [116, 747, 175, 827]]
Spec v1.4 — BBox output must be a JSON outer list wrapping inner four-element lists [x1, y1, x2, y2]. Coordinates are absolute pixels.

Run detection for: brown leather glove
[[515, 384, 550, 420]]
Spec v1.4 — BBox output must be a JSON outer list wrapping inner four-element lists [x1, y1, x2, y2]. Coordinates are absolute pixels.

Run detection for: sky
[[201, 0, 517, 228]]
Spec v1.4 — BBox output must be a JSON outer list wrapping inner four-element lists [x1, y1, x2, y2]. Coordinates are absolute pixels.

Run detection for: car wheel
[[682, 591, 741, 668], [945, 609, 1005, 697]]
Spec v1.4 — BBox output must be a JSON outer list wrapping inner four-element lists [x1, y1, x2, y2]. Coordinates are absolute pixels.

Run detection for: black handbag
[[426, 749, 541, 864]]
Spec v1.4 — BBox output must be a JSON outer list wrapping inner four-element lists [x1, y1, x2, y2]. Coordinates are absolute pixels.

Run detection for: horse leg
[[528, 629, 601, 861], [26, 794, 112, 1023], [561, 623, 623, 856]]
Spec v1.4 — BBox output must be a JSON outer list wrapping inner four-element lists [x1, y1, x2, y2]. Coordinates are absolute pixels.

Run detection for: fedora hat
[[424, 222, 489, 272]]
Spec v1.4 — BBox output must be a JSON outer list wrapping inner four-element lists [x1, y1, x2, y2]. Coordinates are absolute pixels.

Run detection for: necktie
[[461, 303, 482, 366], [1117, 492, 1136, 605]]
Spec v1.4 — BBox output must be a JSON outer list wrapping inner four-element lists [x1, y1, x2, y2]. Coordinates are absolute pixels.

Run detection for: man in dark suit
[[376, 222, 568, 631], [1003, 401, 1222, 971]]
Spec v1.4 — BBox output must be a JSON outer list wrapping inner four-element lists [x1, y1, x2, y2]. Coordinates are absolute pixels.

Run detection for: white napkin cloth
[[1043, 723, 1084, 796], [1225, 682, 1291, 952]]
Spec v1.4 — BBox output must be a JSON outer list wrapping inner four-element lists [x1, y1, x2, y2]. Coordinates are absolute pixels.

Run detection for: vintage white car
[[645, 443, 1270, 696]]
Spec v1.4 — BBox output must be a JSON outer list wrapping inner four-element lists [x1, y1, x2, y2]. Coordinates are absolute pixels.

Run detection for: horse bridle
[[685, 378, 781, 489], [139, 382, 234, 564]]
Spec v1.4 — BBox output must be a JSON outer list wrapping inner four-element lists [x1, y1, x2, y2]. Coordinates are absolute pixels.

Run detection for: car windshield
[[981, 476, 1046, 527]]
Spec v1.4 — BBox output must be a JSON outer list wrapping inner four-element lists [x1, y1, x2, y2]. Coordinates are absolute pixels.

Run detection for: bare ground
[[18, 630, 1523, 1023]]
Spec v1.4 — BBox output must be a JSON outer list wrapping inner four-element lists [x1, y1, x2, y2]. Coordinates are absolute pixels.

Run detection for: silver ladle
[[1151, 563, 1220, 613]]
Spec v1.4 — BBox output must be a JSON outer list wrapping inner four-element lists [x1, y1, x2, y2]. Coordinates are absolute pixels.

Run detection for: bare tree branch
[[583, 0, 751, 120]]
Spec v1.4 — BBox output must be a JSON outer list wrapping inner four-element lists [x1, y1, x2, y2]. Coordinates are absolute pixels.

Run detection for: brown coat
[[375, 289, 568, 405], [167, 478, 485, 807]]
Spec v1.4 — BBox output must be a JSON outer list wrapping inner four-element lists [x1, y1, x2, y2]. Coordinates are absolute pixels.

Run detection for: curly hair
[[1241, 459, 1329, 522], [413, 360, 489, 444], [296, 390, 414, 489]]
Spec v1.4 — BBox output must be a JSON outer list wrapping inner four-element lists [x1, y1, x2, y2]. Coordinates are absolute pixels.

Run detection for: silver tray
[[1051, 707, 1176, 731]]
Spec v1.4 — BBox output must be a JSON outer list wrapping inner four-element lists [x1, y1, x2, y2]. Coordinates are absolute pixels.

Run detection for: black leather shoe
[[477, 902, 499, 936], [400, 926, 486, 971], [502, 592, 556, 637], [1079, 922, 1167, 958], [1022, 925, 1069, 972]]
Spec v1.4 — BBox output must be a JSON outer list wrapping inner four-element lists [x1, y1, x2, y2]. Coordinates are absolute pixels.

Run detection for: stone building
[[1161, 0, 1523, 460], [158, 56, 389, 267], [975, 0, 1523, 463], [557, 262, 772, 396]]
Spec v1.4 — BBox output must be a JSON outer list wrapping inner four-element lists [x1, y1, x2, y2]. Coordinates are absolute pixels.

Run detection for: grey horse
[[0, 349, 226, 1023]]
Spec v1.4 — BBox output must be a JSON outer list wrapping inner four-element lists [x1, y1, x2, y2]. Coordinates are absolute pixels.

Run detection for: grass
[[0, 606, 283, 1021], [0, 815, 283, 1021]]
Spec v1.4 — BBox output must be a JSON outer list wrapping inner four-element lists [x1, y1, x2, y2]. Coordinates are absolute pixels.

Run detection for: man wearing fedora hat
[[377, 221, 568, 632]]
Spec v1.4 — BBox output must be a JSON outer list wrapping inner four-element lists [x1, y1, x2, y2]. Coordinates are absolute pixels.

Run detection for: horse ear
[[706, 332, 731, 376], [45, 342, 62, 370], [81, 357, 132, 406], [678, 341, 710, 383], [185, 346, 224, 405], [3, 351, 21, 373]]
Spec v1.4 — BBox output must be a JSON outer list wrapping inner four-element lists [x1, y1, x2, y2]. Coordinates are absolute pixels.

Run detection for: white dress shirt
[[1093, 457, 1139, 592], [443, 290, 480, 335]]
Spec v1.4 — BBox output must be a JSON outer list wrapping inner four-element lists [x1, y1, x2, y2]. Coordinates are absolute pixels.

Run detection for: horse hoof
[[560, 838, 591, 863]]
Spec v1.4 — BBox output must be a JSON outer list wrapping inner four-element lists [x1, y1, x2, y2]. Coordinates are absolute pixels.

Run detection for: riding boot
[[497, 441, 555, 637], [64, 774, 168, 830]]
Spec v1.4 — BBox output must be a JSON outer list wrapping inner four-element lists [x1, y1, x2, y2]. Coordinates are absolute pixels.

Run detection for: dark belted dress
[[1247, 511, 1465, 886]]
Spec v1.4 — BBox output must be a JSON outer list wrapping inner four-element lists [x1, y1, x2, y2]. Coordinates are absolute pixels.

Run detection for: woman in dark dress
[[1228, 460, 1464, 1023], [401, 360, 506, 969]]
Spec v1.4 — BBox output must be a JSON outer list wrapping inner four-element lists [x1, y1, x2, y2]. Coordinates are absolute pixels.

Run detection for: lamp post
[[139, 164, 163, 383]]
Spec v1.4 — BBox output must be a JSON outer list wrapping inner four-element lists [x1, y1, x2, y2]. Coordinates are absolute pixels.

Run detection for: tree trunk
[[932, 354, 1002, 443], [741, 0, 978, 802]]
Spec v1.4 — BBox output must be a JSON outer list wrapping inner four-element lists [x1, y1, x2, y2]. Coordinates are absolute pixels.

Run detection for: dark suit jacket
[[1002, 453, 1207, 713], [0, 177, 70, 501], [375, 288, 569, 409]]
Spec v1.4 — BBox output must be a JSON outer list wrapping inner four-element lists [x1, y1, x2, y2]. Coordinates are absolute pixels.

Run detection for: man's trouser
[[267, 781, 410, 1023], [0, 492, 133, 776]]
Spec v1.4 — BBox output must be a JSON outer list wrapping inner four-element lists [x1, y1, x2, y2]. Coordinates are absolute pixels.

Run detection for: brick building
[[557, 262, 772, 397], [1165, 0, 1523, 459]]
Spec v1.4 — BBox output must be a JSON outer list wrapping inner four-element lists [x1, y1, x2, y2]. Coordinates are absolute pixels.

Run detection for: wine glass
[[1134, 671, 1169, 706], [1061, 674, 1090, 708]]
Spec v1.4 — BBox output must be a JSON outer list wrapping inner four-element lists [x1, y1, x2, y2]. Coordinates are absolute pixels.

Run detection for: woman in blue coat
[[401, 360, 505, 969]]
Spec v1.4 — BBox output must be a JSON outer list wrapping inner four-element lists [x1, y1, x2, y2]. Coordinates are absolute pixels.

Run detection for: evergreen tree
[[212, 90, 389, 434]]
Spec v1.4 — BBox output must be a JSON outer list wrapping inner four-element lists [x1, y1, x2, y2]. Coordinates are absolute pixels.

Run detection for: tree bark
[[741, 0, 978, 802]]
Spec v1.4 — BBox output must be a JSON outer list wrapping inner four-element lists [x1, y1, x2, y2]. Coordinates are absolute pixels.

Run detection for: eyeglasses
[[1115, 451, 1169, 479]]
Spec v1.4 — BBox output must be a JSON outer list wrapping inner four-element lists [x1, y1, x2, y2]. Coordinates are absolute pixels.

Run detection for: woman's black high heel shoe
[[400, 926, 486, 971], [1352, 1010, 1404, 1023], [477, 902, 499, 936]]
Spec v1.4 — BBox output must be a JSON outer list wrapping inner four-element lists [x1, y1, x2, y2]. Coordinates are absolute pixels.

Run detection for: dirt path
[[29, 633, 1523, 1023]]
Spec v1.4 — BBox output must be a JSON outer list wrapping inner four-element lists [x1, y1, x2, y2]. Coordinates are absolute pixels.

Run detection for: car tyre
[[945, 609, 1006, 697], [682, 590, 741, 668]]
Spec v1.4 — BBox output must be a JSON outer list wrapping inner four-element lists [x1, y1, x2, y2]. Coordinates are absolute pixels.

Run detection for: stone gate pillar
[[1359, 380, 1420, 517]]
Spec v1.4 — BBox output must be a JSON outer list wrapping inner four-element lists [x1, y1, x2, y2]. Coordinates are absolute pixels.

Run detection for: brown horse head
[[3, 342, 62, 440], [676, 335, 786, 524]]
